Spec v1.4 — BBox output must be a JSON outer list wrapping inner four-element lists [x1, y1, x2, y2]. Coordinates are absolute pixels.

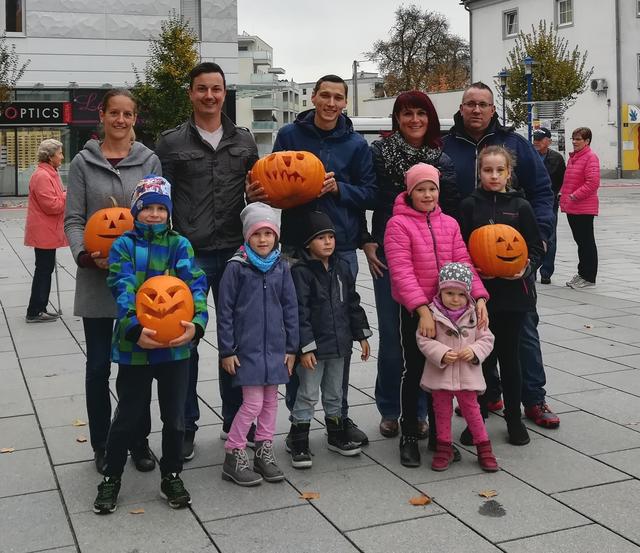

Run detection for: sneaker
[[287, 422, 313, 469], [160, 473, 191, 509], [569, 276, 595, 289], [379, 418, 399, 438], [25, 311, 59, 323], [219, 423, 256, 448], [222, 448, 263, 486], [130, 439, 156, 472], [182, 430, 195, 461], [540, 276, 551, 285], [506, 419, 531, 446], [253, 440, 285, 482], [343, 417, 368, 446], [565, 274, 580, 287], [326, 417, 362, 457], [93, 476, 121, 514], [525, 403, 560, 429], [94, 448, 107, 475]]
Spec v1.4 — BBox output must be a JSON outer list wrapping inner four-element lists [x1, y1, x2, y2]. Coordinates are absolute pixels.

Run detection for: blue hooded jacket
[[272, 109, 377, 253]]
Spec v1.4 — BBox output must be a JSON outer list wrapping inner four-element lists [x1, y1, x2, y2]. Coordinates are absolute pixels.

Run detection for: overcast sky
[[236, 1, 470, 84]]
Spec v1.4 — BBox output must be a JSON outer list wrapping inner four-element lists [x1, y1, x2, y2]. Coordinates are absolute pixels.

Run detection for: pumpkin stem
[[164, 269, 169, 276], [108, 196, 119, 208]]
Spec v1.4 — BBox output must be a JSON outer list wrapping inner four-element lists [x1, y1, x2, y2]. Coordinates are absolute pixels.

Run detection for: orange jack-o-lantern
[[84, 197, 134, 257], [250, 150, 325, 209], [135, 275, 195, 344], [468, 224, 528, 278]]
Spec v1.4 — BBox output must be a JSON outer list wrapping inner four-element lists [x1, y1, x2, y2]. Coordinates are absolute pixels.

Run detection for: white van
[[350, 116, 455, 144]]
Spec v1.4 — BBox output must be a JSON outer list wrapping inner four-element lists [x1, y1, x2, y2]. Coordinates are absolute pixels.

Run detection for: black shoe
[[130, 440, 155, 472], [343, 417, 368, 446], [182, 430, 195, 462], [93, 476, 121, 514], [459, 426, 474, 446], [94, 448, 107, 475], [428, 437, 462, 462], [507, 418, 531, 446], [325, 417, 361, 456], [399, 435, 421, 467], [160, 473, 192, 509], [287, 422, 313, 469], [540, 276, 551, 284]]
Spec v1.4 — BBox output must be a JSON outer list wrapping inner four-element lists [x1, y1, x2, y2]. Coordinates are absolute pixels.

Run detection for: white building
[[462, 0, 640, 177]]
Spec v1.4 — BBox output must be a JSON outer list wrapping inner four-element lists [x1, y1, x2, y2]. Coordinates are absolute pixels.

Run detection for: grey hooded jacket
[[64, 140, 161, 318]]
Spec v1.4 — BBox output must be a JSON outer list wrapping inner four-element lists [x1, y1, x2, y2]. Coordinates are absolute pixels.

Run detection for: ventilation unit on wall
[[590, 78, 608, 93]]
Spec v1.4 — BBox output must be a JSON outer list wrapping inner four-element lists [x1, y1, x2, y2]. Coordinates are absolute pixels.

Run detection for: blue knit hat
[[130, 174, 172, 218]]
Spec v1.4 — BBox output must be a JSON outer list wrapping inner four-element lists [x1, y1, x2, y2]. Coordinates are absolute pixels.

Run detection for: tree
[[366, 5, 470, 95], [132, 11, 199, 140], [500, 21, 593, 126], [0, 33, 30, 102]]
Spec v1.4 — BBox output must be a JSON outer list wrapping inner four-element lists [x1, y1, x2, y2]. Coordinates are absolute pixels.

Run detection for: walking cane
[[53, 252, 62, 315]]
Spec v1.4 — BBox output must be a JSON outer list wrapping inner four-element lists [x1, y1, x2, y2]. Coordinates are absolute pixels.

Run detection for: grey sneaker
[[25, 311, 59, 323], [222, 448, 263, 486], [253, 440, 285, 482], [565, 274, 580, 287], [569, 277, 595, 289]]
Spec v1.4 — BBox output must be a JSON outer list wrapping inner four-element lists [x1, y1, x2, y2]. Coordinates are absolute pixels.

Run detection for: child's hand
[[137, 327, 164, 349], [457, 347, 476, 362], [359, 340, 370, 361], [300, 352, 317, 370], [418, 312, 436, 338], [221, 355, 240, 375], [442, 350, 458, 364], [285, 353, 296, 376], [90, 251, 109, 270], [168, 321, 196, 347], [476, 299, 489, 330], [503, 260, 530, 280]]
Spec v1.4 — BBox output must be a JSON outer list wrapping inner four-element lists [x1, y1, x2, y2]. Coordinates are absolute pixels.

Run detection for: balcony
[[250, 73, 278, 85], [252, 97, 279, 110], [238, 50, 272, 63], [279, 100, 298, 112], [252, 121, 278, 133]]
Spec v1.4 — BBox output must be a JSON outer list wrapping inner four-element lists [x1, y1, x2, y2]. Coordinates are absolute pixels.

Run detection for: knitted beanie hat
[[240, 202, 280, 241], [438, 262, 473, 293], [404, 163, 440, 195], [131, 174, 172, 218], [303, 211, 336, 246]]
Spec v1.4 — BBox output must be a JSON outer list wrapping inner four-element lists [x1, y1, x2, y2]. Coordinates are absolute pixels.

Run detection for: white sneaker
[[569, 277, 595, 289], [565, 274, 580, 287]]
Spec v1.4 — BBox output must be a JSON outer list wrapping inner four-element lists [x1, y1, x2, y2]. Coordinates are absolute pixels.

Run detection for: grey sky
[[237, 1, 470, 84]]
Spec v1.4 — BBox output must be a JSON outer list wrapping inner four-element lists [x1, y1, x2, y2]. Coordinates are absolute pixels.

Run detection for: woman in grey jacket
[[64, 89, 161, 475]]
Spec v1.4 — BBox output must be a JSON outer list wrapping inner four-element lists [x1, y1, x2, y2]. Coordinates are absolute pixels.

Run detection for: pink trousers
[[225, 385, 279, 451], [431, 389, 489, 444]]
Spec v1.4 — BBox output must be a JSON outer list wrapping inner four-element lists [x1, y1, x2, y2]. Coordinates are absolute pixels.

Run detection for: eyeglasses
[[461, 101, 494, 110]]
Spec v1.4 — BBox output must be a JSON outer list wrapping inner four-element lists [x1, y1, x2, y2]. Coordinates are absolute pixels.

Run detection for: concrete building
[[462, 0, 640, 177]]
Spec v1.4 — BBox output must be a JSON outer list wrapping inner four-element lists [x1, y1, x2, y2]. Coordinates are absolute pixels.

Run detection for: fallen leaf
[[75, 435, 88, 443], [584, 324, 593, 329], [1, 447, 16, 454], [299, 492, 320, 500], [409, 494, 432, 505], [129, 508, 145, 515], [478, 489, 498, 498], [44, 373, 58, 378], [72, 419, 87, 427]]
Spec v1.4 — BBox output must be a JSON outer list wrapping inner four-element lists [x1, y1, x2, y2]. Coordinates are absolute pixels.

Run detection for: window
[[181, 0, 201, 40], [302, 88, 307, 95], [637, 0, 640, 16], [5, 0, 23, 33], [557, 0, 573, 26], [302, 100, 307, 107], [503, 10, 518, 38]]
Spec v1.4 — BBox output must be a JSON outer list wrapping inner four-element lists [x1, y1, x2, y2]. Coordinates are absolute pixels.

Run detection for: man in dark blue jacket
[[443, 82, 560, 430]]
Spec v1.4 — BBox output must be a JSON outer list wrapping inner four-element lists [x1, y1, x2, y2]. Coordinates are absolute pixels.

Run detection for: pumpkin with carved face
[[250, 150, 325, 209], [84, 203, 134, 257], [468, 224, 528, 278], [135, 275, 194, 344]]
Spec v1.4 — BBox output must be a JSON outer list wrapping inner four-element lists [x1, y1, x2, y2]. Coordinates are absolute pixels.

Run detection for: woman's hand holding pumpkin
[[168, 321, 196, 347], [502, 259, 529, 280]]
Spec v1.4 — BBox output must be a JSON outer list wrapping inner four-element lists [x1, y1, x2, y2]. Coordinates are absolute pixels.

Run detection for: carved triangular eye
[[143, 290, 157, 301], [102, 213, 109, 220], [166, 286, 182, 298], [118, 213, 127, 220], [296, 152, 305, 160], [497, 237, 505, 243], [513, 236, 520, 242]]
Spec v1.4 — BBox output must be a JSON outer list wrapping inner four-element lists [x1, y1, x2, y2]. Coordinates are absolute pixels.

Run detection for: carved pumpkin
[[468, 224, 528, 278], [84, 198, 134, 257], [135, 275, 194, 344], [250, 150, 325, 209]]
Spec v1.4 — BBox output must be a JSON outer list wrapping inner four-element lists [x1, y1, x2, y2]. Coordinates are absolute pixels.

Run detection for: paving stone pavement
[[1, 182, 640, 553]]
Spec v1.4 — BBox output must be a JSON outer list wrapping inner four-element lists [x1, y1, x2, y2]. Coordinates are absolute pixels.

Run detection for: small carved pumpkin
[[135, 275, 195, 344], [84, 197, 134, 257], [250, 150, 325, 209], [468, 224, 528, 278]]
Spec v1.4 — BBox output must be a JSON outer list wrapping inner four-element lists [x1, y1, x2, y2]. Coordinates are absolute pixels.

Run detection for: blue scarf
[[243, 243, 280, 273]]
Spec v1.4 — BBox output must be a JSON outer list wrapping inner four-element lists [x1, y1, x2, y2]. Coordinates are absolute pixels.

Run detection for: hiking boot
[[565, 274, 580, 287], [182, 430, 195, 461], [506, 418, 531, 446], [476, 441, 499, 472], [416, 420, 429, 440], [379, 418, 399, 438], [25, 311, 59, 323], [160, 473, 191, 509], [343, 417, 368, 446], [94, 448, 107, 475], [326, 416, 361, 456], [93, 476, 121, 514], [525, 403, 560, 429], [287, 422, 313, 469], [253, 440, 284, 482], [219, 422, 256, 449], [130, 439, 155, 472], [428, 436, 462, 462], [399, 435, 421, 467], [569, 276, 595, 289], [222, 448, 263, 486], [431, 440, 453, 471]]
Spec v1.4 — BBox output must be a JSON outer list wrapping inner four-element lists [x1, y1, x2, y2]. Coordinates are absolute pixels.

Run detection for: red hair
[[391, 91, 442, 148]]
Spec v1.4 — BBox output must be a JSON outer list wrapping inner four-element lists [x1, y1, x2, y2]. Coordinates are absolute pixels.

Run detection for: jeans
[[540, 204, 558, 279], [432, 390, 488, 445], [105, 359, 189, 477], [520, 311, 547, 407], [567, 214, 598, 283], [27, 248, 56, 316], [189, 247, 240, 432], [292, 357, 344, 422]]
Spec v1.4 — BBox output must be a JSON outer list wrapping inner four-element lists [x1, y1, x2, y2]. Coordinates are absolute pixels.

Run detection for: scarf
[[242, 243, 281, 273], [433, 295, 468, 324], [380, 131, 442, 189]]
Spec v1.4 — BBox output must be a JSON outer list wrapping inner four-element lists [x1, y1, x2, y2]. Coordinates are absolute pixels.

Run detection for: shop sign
[[0, 102, 71, 125]]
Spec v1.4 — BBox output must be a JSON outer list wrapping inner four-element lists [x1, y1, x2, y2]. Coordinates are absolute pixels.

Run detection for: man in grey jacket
[[155, 62, 258, 460]]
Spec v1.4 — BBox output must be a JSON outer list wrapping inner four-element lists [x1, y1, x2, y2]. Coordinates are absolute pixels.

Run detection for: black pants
[[27, 248, 56, 316], [105, 359, 189, 477], [567, 214, 598, 283]]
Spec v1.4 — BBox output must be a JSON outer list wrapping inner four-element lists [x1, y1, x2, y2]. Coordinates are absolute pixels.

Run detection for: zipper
[[263, 273, 268, 382], [426, 211, 441, 270], [455, 131, 495, 188]]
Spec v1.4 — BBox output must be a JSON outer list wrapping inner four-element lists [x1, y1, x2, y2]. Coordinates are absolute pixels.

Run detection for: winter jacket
[[64, 140, 161, 318], [216, 251, 299, 387], [460, 188, 544, 313], [442, 112, 554, 242], [542, 148, 566, 200], [155, 114, 259, 252], [560, 145, 600, 216], [384, 193, 488, 313], [107, 221, 208, 365], [418, 302, 495, 393], [24, 162, 68, 249], [272, 109, 377, 253], [291, 251, 372, 360]]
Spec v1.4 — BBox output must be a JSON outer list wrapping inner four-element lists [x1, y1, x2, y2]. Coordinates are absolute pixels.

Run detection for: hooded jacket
[[442, 112, 554, 242], [559, 145, 600, 216], [384, 193, 488, 313], [272, 109, 377, 253], [64, 140, 161, 318]]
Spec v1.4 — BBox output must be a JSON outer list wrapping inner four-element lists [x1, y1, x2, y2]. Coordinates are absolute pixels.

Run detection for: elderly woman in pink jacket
[[24, 138, 68, 322], [560, 127, 600, 289]]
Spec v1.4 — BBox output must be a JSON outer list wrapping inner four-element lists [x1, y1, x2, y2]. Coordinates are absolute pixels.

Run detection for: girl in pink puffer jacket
[[384, 163, 489, 469]]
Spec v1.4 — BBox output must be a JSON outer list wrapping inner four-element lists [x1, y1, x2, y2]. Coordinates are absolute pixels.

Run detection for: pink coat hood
[[560, 145, 600, 215]]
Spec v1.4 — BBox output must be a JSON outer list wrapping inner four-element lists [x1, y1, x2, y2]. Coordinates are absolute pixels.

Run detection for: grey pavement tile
[[0, 414, 43, 450], [197, 379, 222, 408], [553, 337, 640, 359], [72, 499, 215, 553], [561, 304, 634, 319], [347, 513, 502, 553], [554, 480, 640, 544], [552, 388, 640, 427], [151, 422, 224, 471], [539, 342, 566, 356], [586, 368, 640, 397], [344, 359, 377, 388], [10, 321, 73, 342], [15, 336, 82, 359], [500, 524, 640, 553], [149, 397, 220, 429], [36, 547, 78, 553], [615, 354, 640, 369], [0, 368, 33, 417], [421, 471, 589, 543], [543, 367, 607, 395], [26, 371, 87, 400], [43, 425, 95, 466], [0, 335, 14, 351], [600, 314, 640, 330], [0, 447, 56, 498], [20, 353, 87, 378], [0, 491, 75, 553], [538, 324, 591, 343], [544, 349, 633, 376], [34, 394, 88, 429], [595, 448, 640, 479], [541, 396, 582, 415], [205, 504, 359, 553]]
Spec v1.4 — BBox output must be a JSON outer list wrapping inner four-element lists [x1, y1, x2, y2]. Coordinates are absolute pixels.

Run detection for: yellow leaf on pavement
[[478, 489, 498, 498], [1, 447, 16, 454], [75, 435, 88, 443], [299, 492, 320, 500], [129, 508, 145, 515], [409, 495, 432, 505], [72, 419, 87, 427]]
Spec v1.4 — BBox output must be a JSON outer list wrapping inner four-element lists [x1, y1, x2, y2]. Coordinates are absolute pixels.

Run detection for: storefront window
[[5, 0, 23, 33], [15, 90, 71, 102]]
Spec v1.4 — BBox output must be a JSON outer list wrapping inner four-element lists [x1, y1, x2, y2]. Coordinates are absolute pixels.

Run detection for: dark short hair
[[572, 127, 592, 143], [391, 90, 442, 148], [312, 74, 348, 98], [101, 88, 137, 113], [462, 81, 494, 102], [189, 62, 226, 90]]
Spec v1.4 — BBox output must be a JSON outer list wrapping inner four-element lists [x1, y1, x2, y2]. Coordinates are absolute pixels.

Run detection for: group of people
[[21, 61, 602, 516]]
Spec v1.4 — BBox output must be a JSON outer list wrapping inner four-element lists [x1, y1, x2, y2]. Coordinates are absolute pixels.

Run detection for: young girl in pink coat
[[417, 263, 497, 472], [384, 163, 489, 468]]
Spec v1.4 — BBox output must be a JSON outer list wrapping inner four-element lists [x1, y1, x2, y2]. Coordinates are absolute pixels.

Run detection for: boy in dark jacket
[[288, 212, 372, 469]]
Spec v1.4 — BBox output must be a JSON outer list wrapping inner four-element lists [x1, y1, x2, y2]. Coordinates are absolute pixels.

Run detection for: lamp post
[[523, 55, 534, 141], [352, 60, 359, 116], [496, 68, 509, 125]]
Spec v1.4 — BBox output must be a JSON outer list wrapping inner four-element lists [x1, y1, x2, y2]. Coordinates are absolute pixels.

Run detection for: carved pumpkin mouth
[[97, 233, 124, 238], [497, 254, 522, 262], [140, 302, 185, 318], [267, 170, 304, 184]]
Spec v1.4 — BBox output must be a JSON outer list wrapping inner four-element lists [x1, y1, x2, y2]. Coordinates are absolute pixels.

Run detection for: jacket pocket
[[224, 147, 251, 174]]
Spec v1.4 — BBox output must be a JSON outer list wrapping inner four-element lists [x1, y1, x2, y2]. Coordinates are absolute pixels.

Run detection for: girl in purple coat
[[217, 203, 299, 487]]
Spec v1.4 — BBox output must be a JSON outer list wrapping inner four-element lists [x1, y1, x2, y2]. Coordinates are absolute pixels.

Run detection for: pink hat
[[404, 163, 440, 195]]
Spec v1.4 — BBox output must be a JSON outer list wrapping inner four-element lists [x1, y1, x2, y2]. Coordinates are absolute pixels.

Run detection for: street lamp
[[495, 68, 509, 125], [523, 55, 535, 141]]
